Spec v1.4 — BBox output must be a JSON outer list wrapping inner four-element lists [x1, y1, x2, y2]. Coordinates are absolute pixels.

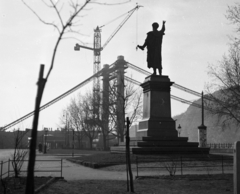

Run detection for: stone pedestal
[[137, 75, 177, 138], [111, 75, 210, 155]]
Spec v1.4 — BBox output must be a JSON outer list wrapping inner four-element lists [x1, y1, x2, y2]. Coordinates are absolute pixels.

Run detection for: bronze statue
[[137, 21, 166, 75]]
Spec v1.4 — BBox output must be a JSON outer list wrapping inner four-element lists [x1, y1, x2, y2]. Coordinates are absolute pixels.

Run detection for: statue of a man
[[137, 21, 166, 75]]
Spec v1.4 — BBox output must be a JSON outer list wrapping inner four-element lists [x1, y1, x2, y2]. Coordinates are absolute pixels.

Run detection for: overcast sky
[[0, 0, 237, 131]]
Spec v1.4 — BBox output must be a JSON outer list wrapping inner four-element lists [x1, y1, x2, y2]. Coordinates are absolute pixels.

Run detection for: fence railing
[[135, 155, 233, 178], [207, 143, 234, 149], [0, 160, 10, 179], [0, 159, 63, 179]]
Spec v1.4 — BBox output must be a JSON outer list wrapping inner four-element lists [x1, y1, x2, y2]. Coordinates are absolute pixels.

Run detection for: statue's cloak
[[145, 30, 165, 69]]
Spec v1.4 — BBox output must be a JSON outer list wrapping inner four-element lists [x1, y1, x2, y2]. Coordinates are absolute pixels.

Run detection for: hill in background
[[174, 98, 240, 144]]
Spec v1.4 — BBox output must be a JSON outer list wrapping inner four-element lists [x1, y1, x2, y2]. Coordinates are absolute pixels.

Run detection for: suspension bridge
[[1, 5, 212, 132], [1, 56, 208, 131]]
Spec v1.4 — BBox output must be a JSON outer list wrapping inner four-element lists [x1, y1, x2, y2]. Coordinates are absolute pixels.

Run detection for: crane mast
[[92, 5, 141, 116], [93, 27, 101, 116], [74, 5, 142, 116], [93, 26, 101, 79]]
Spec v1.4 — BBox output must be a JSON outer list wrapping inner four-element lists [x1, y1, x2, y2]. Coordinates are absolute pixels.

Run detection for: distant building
[[0, 128, 120, 150], [0, 130, 31, 149], [37, 129, 97, 149]]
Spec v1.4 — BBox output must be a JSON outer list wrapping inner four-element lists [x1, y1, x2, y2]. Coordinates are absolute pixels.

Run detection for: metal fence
[[207, 143, 234, 149], [135, 155, 233, 178], [0, 160, 9, 179], [0, 159, 63, 179]]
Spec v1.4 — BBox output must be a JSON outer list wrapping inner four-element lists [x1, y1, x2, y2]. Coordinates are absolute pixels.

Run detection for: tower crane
[[1, 6, 142, 131], [74, 5, 142, 115]]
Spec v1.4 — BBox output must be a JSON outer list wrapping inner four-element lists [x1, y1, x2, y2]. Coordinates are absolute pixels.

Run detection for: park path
[[35, 154, 132, 180], [1, 151, 130, 180]]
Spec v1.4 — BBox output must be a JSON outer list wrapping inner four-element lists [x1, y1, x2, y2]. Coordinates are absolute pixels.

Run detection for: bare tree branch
[[206, 43, 240, 126], [45, 0, 91, 81], [90, 0, 131, 6], [21, 0, 61, 34], [49, 0, 65, 27], [226, 3, 240, 32]]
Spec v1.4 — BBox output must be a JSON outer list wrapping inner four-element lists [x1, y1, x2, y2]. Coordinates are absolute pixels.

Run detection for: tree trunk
[[89, 138, 93, 150], [120, 131, 124, 142], [126, 117, 134, 193], [77, 131, 81, 149], [102, 134, 108, 150], [25, 65, 45, 194]]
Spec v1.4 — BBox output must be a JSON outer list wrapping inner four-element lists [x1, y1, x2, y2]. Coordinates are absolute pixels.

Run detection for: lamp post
[[44, 128, 48, 154], [177, 124, 181, 137], [72, 128, 75, 157], [63, 112, 69, 148], [198, 91, 207, 147]]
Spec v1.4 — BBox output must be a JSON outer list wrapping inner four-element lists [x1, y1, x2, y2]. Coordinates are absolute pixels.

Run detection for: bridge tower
[[115, 56, 126, 142], [101, 56, 126, 144]]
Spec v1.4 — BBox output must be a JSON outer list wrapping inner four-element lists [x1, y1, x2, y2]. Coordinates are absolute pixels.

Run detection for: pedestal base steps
[[110, 136, 209, 154], [110, 137, 141, 154]]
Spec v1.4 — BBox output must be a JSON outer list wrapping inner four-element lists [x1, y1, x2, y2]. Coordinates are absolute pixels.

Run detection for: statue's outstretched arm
[[137, 38, 147, 50], [137, 41, 147, 50], [161, 21, 166, 32]]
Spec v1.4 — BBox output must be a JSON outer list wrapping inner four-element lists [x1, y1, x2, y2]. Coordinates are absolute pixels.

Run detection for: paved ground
[[34, 154, 131, 180], [0, 149, 14, 161]]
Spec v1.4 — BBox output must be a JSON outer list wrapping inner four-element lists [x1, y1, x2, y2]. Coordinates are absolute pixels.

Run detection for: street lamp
[[177, 124, 181, 137], [63, 112, 69, 148], [44, 128, 48, 154], [72, 128, 75, 157]]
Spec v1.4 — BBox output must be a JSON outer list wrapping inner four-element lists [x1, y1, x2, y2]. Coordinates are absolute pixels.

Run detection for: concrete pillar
[[234, 141, 240, 194], [198, 125, 207, 147]]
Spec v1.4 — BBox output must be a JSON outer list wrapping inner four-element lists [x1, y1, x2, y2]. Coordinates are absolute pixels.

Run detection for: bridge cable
[[126, 62, 214, 100], [2, 71, 102, 131], [125, 76, 212, 111], [3, 62, 211, 131]]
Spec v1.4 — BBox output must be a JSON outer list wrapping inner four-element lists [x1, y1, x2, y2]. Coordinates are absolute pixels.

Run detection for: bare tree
[[66, 98, 83, 149], [205, 3, 240, 127], [87, 77, 143, 150], [11, 130, 29, 178], [206, 43, 240, 126], [125, 117, 134, 192], [164, 159, 177, 177], [108, 78, 142, 143], [226, 2, 240, 44], [66, 93, 98, 149], [206, 4, 240, 125], [124, 80, 143, 124], [79, 93, 99, 149], [22, 1, 92, 193], [22, 0, 131, 192], [65, 79, 143, 150]]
